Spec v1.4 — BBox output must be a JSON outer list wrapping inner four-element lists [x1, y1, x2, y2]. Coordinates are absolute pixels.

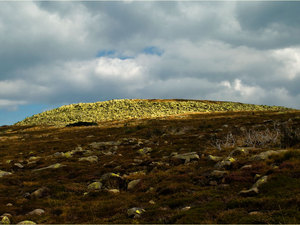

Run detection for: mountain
[[15, 99, 290, 126]]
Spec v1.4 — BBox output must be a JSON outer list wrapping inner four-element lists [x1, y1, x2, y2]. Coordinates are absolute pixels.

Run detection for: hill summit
[[16, 99, 290, 126]]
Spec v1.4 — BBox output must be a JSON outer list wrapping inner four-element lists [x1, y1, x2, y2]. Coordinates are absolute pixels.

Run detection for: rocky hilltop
[[16, 99, 289, 126]]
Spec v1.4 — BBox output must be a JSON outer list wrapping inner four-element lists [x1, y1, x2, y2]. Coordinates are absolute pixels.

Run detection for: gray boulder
[[30, 187, 50, 199], [215, 157, 236, 169], [239, 175, 268, 197], [26, 209, 45, 216], [127, 207, 146, 219], [127, 179, 141, 190], [78, 156, 98, 163], [0, 170, 12, 178], [207, 155, 223, 162], [33, 163, 65, 172], [100, 173, 126, 190], [252, 150, 288, 161], [172, 152, 200, 164]]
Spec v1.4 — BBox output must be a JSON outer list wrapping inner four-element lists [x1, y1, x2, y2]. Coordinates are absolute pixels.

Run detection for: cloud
[[0, 1, 300, 114]]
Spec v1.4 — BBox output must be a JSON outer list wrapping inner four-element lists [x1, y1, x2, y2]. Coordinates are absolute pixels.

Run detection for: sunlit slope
[[15, 99, 290, 126]]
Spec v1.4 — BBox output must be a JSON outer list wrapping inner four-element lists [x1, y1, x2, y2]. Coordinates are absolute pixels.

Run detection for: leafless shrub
[[242, 126, 280, 148], [211, 132, 236, 151]]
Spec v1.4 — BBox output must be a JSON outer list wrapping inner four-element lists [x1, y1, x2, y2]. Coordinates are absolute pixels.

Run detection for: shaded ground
[[0, 110, 300, 224]]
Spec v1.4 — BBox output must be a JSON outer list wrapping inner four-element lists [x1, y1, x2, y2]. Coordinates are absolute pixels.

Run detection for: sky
[[1, 1, 300, 125]]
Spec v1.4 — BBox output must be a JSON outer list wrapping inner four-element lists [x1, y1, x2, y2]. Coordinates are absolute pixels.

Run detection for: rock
[[0, 170, 12, 178], [89, 141, 121, 149], [137, 147, 152, 155], [181, 206, 191, 211], [207, 155, 223, 162], [149, 200, 155, 205], [17, 221, 36, 224], [239, 187, 259, 197], [239, 176, 268, 197], [252, 176, 268, 189], [172, 152, 200, 164], [30, 187, 50, 199], [241, 165, 252, 170], [88, 182, 102, 191], [127, 179, 141, 190], [78, 156, 98, 163], [229, 148, 249, 157], [215, 157, 236, 169], [14, 163, 24, 169], [107, 189, 120, 194], [6, 203, 13, 207], [127, 207, 145, 219], [100, 173, 126, 190], [23, 192, 31, 199], [0, 216, 10, 224], [33, 163, 65, 171], [28, 156, 41, 162], [252, 150, 288, 161], [209, 180, 218, 186], [27, 209, 45, 216], [210, 170, 229, 178], [249, 211, 263, 216]]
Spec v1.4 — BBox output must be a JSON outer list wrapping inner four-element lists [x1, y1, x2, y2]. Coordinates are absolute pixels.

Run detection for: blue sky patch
[[142, 46, 163, 56]]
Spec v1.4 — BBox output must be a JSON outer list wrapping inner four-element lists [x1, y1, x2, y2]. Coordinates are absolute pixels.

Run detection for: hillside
[[15, 99, 290, 126], [0, 109, 300, 224]]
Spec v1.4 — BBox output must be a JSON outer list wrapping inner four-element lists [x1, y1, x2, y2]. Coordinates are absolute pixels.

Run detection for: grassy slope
[[0, 110, 299, 224], [15, 99, 290, 126]]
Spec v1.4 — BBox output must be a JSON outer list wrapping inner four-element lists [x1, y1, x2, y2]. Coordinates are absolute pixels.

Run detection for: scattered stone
[[207, 155, 223, 162], [78, 155, 98, 163], [249, 211, 263, 216], [239, 176, 268, 197], [17, 220, 36, 224], [13, 163, 24, 169], [149, 200, 155, 205], [1, 214, 12, 219], [241, 165, 252, 170], [88, 182, 102, 191], [239, 187, 259, 197], [229, 148, 249, 157], [100, 173, 126, 190], [107, 189, 120, 194], [89, 141, 121, 149], [209, 180, 218, 186], [215, 157, 236, 169], [0, 216, 10, 224], [30, 187, 50, 199], [127, 207, 145, 219], [6, 203, 13, 207], [33, 163, 65, 171], [137, 147, 152, 155], [252, 150, 288, 161], [252, 175, 268, 189], [127, 179, 141, 190], [28, 156, 41, 162], [210, 170, 229, 178], [0, 170, 12, 178], [172, 152, 200, 164], [254, 174, 261, 180], [27, 209, 45, 216], [23, 192, 31, 199], [181, 206, 191, 211]]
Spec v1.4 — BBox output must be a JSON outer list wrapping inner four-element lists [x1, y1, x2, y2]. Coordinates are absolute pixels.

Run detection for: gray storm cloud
[[0, 1, 300, 110]]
